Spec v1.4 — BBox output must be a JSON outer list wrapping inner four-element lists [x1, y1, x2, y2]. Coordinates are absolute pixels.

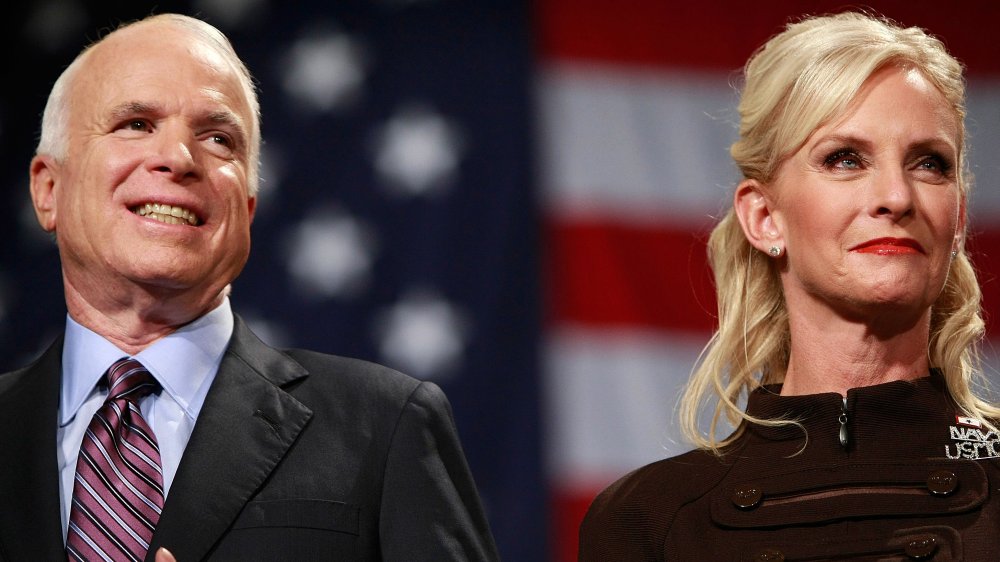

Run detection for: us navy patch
[[946, 418, 1000, 460]]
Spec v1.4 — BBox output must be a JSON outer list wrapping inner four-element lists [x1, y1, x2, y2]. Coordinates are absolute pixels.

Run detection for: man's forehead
[[85, 23, 236, 85], [78, 34, 252, 119]]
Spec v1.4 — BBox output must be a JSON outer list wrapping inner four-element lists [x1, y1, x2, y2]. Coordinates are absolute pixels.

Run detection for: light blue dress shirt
[[56, 298, 234, 540]]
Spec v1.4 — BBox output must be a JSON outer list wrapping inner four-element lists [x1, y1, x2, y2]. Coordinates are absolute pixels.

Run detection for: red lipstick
[[850, 237, 925, 255]]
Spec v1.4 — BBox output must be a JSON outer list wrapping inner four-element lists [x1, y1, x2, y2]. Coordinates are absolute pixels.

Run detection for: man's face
[[33, 23, 257, 308]]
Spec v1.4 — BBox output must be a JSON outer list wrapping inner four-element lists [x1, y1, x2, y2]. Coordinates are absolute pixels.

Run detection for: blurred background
[[3, 1, 999, 560]]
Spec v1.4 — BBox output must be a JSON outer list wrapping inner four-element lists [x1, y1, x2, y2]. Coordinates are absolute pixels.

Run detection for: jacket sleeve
[[379, 381, 500, 562]]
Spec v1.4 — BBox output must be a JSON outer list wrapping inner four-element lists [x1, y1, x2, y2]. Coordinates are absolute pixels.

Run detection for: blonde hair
[[35, 13, 262, 196], [680, 11, 996, 452]]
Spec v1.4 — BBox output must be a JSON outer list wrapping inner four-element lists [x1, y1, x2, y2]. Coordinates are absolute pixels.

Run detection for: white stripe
[[67, 521, 116, 562], [546, 333, 1000, 488], [85, 428, 163, 515], [75, 475, 149, 551], [537, 62, 739, 225], [966, 78, 1000, 219], [538, 63, 1000, 225], [544, 326, 730, 486], [120, 436, 164, 477]]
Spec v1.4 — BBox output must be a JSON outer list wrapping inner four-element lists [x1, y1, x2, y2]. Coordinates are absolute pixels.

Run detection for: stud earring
[[951, 250, 958, 259], [768, 246, 782, 257]]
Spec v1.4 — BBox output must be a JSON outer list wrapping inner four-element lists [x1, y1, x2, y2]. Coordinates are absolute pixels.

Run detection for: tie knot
[[106, 358, 158, 402]]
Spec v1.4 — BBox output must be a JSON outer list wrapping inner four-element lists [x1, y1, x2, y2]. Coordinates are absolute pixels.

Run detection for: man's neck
[[63, 276, 226, 356]]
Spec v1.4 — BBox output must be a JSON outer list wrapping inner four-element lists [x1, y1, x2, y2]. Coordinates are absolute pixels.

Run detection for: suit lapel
[[0, 338, 67, 561], [148, 317, 312, 561]]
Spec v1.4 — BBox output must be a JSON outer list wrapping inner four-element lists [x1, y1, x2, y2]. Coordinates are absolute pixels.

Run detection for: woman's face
[[768, 65, 962, 326]]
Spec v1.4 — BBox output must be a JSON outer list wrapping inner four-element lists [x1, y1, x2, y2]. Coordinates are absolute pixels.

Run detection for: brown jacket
[[579, 372, 1000, 560]]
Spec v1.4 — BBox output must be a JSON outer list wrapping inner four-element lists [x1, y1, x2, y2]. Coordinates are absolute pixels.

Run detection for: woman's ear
[[953, 198, 967, 255], [734, 179, 784, 257]]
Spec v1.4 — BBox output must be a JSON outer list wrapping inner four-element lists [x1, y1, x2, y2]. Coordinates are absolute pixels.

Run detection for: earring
[[951, 250, 958, 259], [768, 246, 782, 257]]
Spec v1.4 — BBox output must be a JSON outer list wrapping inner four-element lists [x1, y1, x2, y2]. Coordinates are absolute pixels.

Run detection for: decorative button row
[[731, 470, 959, 510], [752, 537, 938, 561]]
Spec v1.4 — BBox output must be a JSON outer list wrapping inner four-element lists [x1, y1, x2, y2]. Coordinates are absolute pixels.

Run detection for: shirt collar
[[59, 298, 234, 426]]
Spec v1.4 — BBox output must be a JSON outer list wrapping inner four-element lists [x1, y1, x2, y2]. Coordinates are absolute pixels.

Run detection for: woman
[[579, 11, 1000, 561]]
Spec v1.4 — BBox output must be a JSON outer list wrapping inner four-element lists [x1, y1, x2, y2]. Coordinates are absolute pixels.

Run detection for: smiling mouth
[[131, 203, 201, 226]]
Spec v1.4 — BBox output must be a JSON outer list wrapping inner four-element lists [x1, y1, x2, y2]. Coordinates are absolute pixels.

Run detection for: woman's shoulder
[[578, 448, 736, 561]]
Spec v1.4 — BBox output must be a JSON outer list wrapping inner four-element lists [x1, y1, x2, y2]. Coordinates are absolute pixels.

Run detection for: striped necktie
[[66, 358, 164, 562]]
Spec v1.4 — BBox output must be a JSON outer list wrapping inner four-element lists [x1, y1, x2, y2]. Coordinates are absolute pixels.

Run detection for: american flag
[[3, 1, 999, 561]]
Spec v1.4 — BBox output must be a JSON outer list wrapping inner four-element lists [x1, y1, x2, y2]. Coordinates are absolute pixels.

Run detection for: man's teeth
[[133, 203, 199, 225]]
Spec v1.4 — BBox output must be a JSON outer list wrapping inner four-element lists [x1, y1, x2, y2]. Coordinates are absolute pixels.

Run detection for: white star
[[284, 209, 377, 299], [374, 290, 470, 380], [370, 105, 465, 197], [240, 313, 291, 348], [280, 29, 366, 113], [254, 142, 286, 214]]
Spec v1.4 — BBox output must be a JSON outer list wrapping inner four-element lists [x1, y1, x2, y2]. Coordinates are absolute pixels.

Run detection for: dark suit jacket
[[0, 316, 499, 561]]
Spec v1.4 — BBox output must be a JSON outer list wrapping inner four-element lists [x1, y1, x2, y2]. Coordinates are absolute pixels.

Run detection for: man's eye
[[126, 120, 149, 131], [209, 133, 232, 147]]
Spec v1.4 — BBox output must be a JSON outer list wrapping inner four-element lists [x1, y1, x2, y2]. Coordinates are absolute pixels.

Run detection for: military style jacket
[[579, 373, 1000, 561]]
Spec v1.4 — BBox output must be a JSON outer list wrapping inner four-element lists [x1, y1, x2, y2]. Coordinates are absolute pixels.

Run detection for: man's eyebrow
[[205, 111, 248, 139], [108, 101, 159, 120]]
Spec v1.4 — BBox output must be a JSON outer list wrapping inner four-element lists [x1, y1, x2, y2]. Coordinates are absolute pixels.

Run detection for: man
[[0, 13, 498, 562]]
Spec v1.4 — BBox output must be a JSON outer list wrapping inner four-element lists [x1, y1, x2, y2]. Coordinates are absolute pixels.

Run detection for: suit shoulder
[[578, 448, 733, 561], [0, 339, 60, 396], [280, 348, 437, 407], [0, 365, 29, 395]]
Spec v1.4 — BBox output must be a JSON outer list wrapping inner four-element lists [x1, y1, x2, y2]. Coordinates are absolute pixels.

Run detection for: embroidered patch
[[946, 422, 1000, 460]]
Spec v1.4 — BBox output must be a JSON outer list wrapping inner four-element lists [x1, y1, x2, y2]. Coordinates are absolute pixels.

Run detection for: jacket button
[[903, 536, 937, 559], [731, 485, 762, 509], [926, 470, 958, 496], [753, 548, 784, 562]]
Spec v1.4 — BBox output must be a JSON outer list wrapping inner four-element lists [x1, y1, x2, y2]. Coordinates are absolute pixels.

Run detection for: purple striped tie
[[66, 358, 164, 562]]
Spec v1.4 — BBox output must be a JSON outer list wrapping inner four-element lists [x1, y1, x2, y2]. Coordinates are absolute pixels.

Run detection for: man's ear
[[247, 195, 257, 224], [733, 178, 783, 255], [29, 155, 59, 232]]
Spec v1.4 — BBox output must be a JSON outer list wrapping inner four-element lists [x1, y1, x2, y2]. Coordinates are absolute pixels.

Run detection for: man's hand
[[155, 547, 177, 562]]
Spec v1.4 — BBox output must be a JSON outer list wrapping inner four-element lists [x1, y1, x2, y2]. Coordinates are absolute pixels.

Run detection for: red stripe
[[968, 228, 1000, 338], [547, 217, 1000, 337], [546, 218, 717, 332], [536, 0, 1000, 75], [550, 486, 599, 562]]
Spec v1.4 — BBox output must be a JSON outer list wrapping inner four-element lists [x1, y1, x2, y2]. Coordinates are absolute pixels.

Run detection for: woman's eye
[[824, 149, 863, 169], [913, 154, 955, 182], [918, 156, 948, 172]]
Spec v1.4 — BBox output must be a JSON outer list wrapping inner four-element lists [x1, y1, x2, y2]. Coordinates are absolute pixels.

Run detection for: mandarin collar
[[744, 370, 955, 445]]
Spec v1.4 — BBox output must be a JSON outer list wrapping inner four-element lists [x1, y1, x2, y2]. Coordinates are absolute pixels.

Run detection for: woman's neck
[[780, 302, 931, 397]]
